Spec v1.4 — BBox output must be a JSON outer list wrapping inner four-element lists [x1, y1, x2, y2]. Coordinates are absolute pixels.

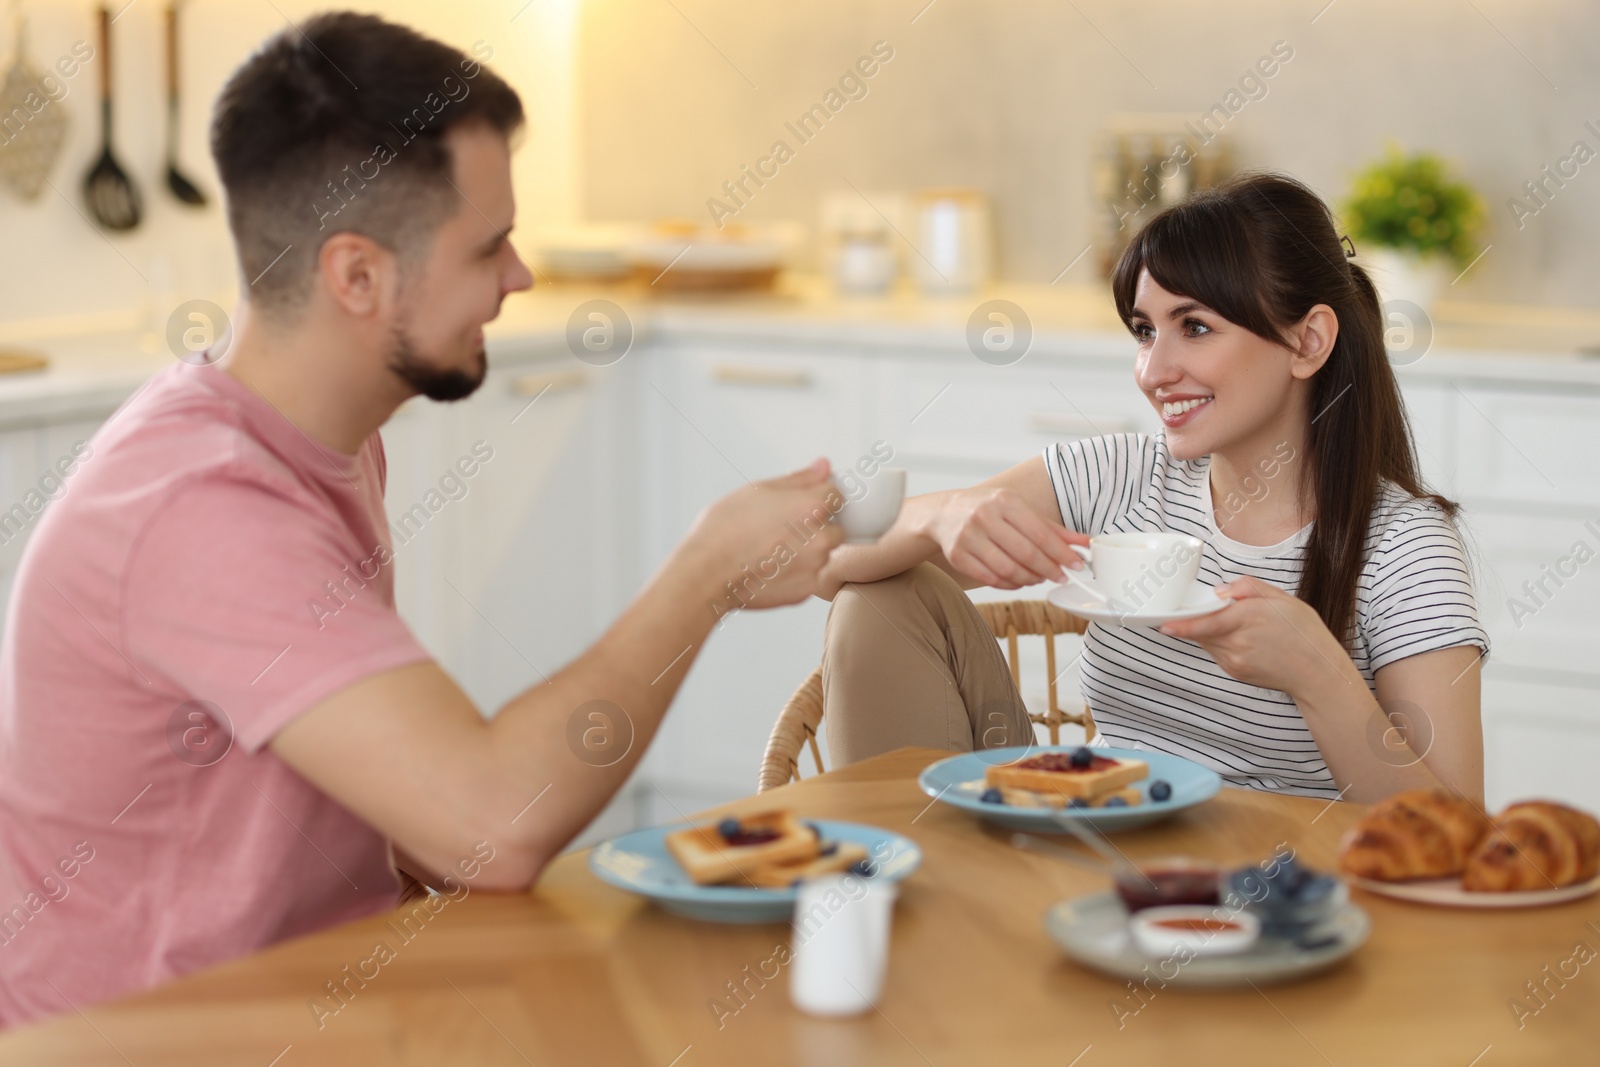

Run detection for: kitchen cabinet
[[636, 340, 872, 811], [1452, 385, 1600, 508], [382, 339, 624, 714], [1483, 675, 1600, 812], [0, 427, 39, 646]]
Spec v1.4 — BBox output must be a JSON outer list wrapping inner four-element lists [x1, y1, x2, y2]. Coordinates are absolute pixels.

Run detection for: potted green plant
[[1342, 146, 1485, 313]]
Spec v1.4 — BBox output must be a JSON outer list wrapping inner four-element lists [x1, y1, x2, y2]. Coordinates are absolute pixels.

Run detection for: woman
[[817, 172, 1486, 804]]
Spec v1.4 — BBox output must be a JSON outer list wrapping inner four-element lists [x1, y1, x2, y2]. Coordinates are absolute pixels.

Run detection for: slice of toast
[[745, 842, 870, 888], [999, 785, 1143, 809], [986, 751, 1147, 799], [665, 810, 818, 885]]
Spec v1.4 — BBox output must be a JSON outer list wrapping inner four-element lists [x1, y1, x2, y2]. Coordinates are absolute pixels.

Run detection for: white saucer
[[1046, 576, 1230, 627]]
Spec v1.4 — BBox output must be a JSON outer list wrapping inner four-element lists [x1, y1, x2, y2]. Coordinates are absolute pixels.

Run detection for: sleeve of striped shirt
[[1041, 433, 1157, 535], [1361, 500, 1490, 673]]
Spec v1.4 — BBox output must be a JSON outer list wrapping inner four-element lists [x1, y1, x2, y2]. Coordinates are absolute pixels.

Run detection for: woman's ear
[[1289, 304, 1338, 379]]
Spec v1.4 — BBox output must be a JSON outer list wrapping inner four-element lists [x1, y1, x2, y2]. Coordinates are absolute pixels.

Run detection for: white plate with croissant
[[1337, 790, 1600, 909]]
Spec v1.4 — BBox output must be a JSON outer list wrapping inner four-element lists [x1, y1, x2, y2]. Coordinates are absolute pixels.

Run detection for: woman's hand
[[930, 486, 1090, 590], [1158, 576, 1357, 695]]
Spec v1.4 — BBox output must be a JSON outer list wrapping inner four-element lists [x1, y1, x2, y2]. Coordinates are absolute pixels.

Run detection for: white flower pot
[[1359, 247, 1451, 315]]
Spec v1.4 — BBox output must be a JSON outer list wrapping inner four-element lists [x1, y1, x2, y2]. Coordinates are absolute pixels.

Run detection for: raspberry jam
[[1115, 863, 1222, 912], [1019, 752, 1117, 773], [1150, 917, 1240, 932]]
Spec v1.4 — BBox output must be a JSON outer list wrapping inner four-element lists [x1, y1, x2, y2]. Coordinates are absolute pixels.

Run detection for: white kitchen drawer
[[1482, 674, 1600, 811], [1468, 509, 1600, 676], [1452, 386, 1600, 507], [876, 357, 1158, 468]]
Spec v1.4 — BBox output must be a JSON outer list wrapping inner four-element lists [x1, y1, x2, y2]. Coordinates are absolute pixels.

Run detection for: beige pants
[[821, 563, 1035, 766]]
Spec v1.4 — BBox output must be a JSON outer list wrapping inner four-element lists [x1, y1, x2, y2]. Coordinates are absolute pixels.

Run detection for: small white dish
[[1130, 905, 1261, 957], [1047, 575, 1230, 627]]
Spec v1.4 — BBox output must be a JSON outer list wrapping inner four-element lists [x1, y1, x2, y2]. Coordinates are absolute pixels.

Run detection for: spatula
[[0, 9, 69, 200], [82, 5, 141, 230]]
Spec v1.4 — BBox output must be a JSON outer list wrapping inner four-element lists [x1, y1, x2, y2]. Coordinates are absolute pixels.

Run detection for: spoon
[[82, 5, 141, 231], [163, 1, 205, 207], [1048, 806, 1157, 889], [1058, 549, 1111, 604], [1011, 832, 1111, 876]]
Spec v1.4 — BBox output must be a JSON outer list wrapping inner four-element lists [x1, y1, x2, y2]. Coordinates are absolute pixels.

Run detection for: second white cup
[[831, 467, 906, 543]]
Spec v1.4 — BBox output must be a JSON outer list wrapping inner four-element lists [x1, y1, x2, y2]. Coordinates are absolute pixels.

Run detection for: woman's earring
[[1340, 234, 1357, 258]]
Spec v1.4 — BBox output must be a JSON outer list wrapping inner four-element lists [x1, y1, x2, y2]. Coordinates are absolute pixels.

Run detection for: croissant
[[1463, 802, 1600, 892], [1337, 787, 1490, 881]]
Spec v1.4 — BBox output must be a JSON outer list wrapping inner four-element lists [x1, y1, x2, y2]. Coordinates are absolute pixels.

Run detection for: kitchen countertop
[[486, 275, 1600, 388], [1, 278, 1600, 430]]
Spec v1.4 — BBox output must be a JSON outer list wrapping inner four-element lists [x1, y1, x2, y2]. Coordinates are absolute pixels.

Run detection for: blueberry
[[819, 842, 839, 857], [1068, 797, 1089, 809], [717, 818, 741, 838], [1069, 746, 1094, 769], [1270, 857, 1307, 895], [1104, 796, 1128, 807], [1148, 780, 1173, 802], [806, 821, 823, 839], [1296, 874, 1337, 904], [980, 787, 1005, 805], [849, 859, 875, 878]]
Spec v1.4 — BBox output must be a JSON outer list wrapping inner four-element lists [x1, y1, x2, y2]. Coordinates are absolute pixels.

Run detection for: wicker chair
[[757, 599, 1095, 792]]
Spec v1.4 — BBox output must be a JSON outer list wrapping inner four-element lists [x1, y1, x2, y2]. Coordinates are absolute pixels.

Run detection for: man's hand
[[678, 458, 846, 611]]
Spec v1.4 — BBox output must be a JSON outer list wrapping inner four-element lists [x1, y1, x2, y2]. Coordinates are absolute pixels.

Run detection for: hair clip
[[1340, 234, 1357, 258]]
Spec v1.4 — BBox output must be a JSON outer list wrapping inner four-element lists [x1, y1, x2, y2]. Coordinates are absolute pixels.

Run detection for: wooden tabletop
[[3, 747, 1596, 1066]]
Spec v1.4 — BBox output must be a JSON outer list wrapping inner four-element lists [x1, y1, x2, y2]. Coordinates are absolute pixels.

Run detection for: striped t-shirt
[[1042, 433, 1488, 799]]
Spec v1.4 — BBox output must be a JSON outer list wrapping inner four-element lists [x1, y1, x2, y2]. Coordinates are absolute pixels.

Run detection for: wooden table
[[3, 748, 1596, 1066]]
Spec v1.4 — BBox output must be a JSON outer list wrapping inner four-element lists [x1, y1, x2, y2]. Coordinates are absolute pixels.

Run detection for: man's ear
[[1289, 303, 1338, 380], [316, 233, 396, 318]]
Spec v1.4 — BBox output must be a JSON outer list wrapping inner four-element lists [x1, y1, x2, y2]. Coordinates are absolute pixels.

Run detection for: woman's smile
[[1158, 394, 1213, 427]]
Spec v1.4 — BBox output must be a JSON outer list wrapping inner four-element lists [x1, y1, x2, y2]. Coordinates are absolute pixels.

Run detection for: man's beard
[[387, 324, 487, 402]]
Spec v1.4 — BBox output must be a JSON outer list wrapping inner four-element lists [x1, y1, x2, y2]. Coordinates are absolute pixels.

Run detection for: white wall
[[576, 0, 1594, 308], [0, 0, 580, 334]]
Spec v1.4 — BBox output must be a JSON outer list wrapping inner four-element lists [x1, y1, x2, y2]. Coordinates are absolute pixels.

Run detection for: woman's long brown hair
[[1110, 171, 1456, 647]]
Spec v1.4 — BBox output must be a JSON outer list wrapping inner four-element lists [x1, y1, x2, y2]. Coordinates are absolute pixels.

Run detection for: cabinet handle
[[509, 370, 588, 397], [1027, 412, 1130, 436], [710, 364, 812, 389]]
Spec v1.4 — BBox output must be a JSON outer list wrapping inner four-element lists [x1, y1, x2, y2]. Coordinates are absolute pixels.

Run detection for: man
[[0, 13, 841, 1025]]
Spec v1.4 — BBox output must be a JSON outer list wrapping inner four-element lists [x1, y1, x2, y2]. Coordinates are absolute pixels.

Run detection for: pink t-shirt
[[0, 362, 433, 1026]]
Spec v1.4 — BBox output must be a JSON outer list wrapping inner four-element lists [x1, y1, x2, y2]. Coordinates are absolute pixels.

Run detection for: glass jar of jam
[[1113, 857, 1222, 912]]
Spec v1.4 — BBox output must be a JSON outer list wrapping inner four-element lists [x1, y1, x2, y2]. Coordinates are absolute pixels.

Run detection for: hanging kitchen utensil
[[82, 4, 140, 230], [0, 7, 70, 201], [163, 1, 203, 206]]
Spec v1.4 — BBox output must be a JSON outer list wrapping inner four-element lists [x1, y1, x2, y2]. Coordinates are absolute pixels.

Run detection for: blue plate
[[918, 746, 1221, 833], [588, 819, 922, 923]]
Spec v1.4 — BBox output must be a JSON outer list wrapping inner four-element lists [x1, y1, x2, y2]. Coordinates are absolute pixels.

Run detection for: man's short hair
[[210, 12, 524, 314]]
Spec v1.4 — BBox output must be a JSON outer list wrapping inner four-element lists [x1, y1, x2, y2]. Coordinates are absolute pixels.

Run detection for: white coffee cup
[[831, 467, 906, 544], [1064, 531, 1203, 615], [789, 873, 896, 1016]]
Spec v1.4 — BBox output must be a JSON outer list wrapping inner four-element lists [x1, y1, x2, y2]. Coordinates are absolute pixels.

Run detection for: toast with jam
[[985, 747, 1148, 801], [665, 810, 818, 885]]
